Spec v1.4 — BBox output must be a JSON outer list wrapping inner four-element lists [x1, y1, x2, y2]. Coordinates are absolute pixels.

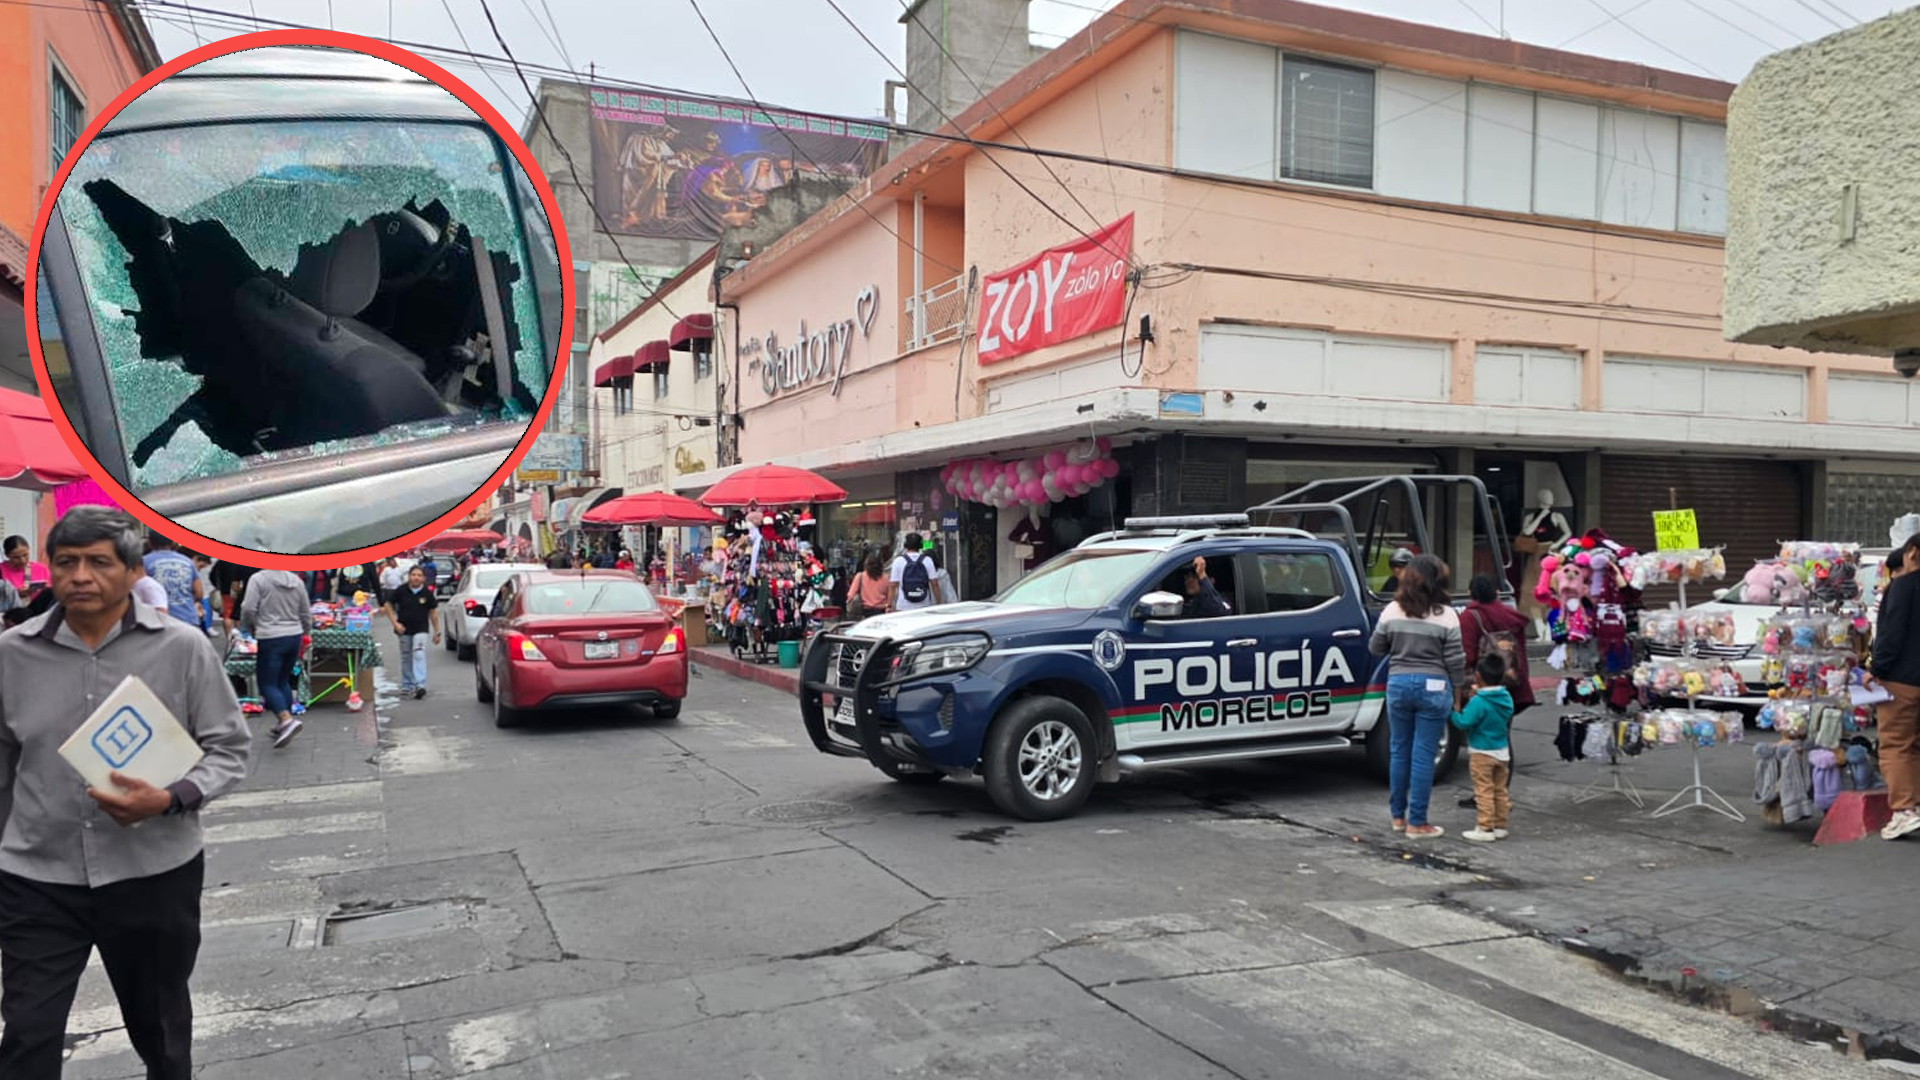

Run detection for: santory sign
[[747, 285, 880, 398]]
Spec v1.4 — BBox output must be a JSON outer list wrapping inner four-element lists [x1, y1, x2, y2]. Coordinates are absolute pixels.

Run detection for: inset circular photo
[[28, 33, 569, 563]]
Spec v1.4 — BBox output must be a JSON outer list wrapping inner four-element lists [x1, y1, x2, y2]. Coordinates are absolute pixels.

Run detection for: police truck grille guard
[[799, 630, 992, 768]]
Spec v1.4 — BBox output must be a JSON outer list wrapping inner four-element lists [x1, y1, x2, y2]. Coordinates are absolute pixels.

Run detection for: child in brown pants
[[1451, 653, 1515, 842]]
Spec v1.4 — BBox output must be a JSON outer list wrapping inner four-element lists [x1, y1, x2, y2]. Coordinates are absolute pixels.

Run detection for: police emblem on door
[[1093, 631, 1126, 671]]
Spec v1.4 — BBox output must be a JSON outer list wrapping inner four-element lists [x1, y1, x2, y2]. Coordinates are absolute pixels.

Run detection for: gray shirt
[[240, 569, 314, 641], [0, 601, 252, 886], [1368, 600, 1468, 689]]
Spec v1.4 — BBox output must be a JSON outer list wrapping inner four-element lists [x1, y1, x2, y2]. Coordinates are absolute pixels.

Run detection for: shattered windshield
[[57, 119, 555, 489]]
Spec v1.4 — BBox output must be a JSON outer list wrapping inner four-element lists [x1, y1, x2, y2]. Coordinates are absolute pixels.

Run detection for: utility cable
[[889, 0, 1112, 242], [825, 0, 1133, 267], [682, 0, 963, 276], [473, 0, 683, 324]]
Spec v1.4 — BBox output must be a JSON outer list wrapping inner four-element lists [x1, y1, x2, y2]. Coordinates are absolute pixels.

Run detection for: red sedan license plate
[[584, 641, 619, 660]]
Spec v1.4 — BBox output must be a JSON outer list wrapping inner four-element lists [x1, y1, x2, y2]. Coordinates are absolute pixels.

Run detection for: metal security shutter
[[1601, 457, 1804, 603]]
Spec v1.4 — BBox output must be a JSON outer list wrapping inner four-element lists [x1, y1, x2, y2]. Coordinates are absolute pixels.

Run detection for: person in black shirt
[[382, 565, 441, 699], [208, 561, 258, 635], [1871, 537, 1920, 840]]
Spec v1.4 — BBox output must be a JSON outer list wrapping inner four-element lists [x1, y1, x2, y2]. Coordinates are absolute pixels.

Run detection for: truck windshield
[[995, 549, 1161, 609], [55, 118, 556, 489]]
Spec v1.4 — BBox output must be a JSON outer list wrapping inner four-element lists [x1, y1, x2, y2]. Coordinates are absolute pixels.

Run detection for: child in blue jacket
[[1452, 653, 1516, 842]]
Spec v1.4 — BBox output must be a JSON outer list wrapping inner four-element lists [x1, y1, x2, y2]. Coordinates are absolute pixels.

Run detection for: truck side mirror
[[1134, 591, 1185, 620]]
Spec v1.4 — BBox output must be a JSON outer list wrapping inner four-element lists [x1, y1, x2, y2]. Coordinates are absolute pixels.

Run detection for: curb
[[693, 647, 801, 696]]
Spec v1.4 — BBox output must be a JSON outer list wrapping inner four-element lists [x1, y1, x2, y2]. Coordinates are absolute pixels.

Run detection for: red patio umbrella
[[581, 491, 723, 527], [698, 464, 848, 508], [421, 529, 503, 552], [0, 388, 89, 490]]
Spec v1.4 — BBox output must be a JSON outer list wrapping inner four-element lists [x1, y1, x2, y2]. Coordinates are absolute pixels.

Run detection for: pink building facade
[[673, 0, 1920, 598]]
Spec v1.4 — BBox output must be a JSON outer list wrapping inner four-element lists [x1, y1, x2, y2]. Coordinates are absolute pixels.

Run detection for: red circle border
[[22, 28, 576, 570]]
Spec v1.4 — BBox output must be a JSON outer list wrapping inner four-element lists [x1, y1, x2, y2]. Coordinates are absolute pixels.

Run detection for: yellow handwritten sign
[[1652, 509, 1699, 552], [516, 469, 561, 484]]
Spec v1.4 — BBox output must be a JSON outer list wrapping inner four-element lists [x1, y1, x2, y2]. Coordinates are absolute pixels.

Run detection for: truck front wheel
[[983, 696, 1096, 821]]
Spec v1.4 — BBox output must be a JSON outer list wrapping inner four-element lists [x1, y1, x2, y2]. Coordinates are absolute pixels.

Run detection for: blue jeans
[[255, 634, 303, 716], [1386, 673, 1453, 827], [396, 632, 429, 691]]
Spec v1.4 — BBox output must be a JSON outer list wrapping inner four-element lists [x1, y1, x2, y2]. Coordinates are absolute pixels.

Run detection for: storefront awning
[[546, 497, 576, 526], [592, 356, 627, 387], [567, 487, 624, 528], [634, 340, 672, 374], [669, 312, 714, 351]]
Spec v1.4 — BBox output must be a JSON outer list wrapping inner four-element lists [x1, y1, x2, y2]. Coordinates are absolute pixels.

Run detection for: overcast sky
[[142, 0, 1904, 129]]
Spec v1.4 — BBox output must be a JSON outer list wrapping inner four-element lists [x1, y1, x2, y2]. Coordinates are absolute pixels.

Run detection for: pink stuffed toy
[[1535, 554, 1561, 608], [1742, 561, 1777, 605]]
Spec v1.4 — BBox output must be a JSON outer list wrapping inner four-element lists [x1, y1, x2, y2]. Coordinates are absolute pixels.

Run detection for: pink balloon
[[1042, 451, 1064, 470], [1095, 436, 1113, 454]]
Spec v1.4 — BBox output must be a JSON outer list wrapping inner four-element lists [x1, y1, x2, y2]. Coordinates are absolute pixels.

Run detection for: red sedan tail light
[[658, 627, 685, 655], [504, 631, 547, 661], [464, 600, 487, 616]]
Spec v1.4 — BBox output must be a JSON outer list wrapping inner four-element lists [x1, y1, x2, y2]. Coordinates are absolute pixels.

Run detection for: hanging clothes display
[[712, 508, 831, 663]]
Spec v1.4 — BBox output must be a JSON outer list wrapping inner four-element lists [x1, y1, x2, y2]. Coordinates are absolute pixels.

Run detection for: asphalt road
[[44, 626, 1901, 1079]]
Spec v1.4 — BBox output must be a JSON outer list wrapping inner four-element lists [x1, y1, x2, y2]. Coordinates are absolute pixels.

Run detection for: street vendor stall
[[224, 600, 384, 711], [699, 466, 846, 665]]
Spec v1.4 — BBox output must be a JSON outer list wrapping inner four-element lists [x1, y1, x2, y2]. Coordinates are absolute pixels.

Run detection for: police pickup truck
[[799, 475, 1512, 820]]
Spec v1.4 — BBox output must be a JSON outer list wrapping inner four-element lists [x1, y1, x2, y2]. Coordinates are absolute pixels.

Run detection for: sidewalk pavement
[[695, 640, 1920, 1059]]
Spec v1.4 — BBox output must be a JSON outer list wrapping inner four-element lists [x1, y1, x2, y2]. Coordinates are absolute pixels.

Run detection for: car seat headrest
[[289, 220, 381, 317]]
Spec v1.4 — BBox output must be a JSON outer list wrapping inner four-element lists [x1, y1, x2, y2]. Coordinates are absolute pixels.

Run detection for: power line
[[888, 0, 1114, 244], [1676, 0, 1788, 51], [826, 0, 1133, 267], [681, 0, 963, 276], [131, 4, 1740, 279], [1451, 0, 1500, 35], [124, 0, 1742, 271], [472, 0, 683, 325], [1789, 0, 1849, 29], [1574, 0, 1725, 78], [1712, 0, 1810, 42]]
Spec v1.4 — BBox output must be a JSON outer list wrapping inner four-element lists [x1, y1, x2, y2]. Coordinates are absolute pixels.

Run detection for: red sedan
[[473, 570, 687, 727]]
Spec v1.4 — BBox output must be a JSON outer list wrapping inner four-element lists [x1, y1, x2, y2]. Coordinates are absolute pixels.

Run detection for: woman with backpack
[[1457, 574, 1534, 807]]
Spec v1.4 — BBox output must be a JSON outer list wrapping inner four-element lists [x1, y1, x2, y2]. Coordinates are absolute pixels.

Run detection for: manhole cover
[[748, 799, 853, 823]]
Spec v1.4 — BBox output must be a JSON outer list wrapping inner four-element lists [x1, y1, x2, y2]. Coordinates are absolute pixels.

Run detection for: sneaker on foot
[[414, 688, 427, 700], [1404, 824, 1445, 839], [1462, 828, 1498, 843], [1882, 809, 1920, 841], [1391, 818, 1406, 832], [272, 718, 304, 748], [1492, 829, 1510, 840]]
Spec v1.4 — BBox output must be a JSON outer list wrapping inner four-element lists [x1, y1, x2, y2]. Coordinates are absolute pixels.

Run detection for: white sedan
[[444, 563, 547, 660]]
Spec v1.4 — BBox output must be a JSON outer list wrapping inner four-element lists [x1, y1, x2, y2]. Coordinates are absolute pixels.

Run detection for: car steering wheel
[[372, 209, 456, 292]]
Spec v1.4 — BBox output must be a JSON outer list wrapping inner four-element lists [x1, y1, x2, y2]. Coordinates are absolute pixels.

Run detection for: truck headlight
[[890, 635, 990, 679]]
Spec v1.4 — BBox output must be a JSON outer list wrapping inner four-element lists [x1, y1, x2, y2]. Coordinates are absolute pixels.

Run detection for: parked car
[[32, 45, 563, 554], [1657, 549, 1888, 705], [446, 562, 545, 658], [800, 475, 1511, 821], [474, 570, 687, 727]]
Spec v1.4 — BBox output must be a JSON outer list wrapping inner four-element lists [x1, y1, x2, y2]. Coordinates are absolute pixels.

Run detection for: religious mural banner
[[588, 88, 889, 240]]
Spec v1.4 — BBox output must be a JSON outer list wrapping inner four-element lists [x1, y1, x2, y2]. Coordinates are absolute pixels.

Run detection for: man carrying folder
[[0, 506, 252, 1079]]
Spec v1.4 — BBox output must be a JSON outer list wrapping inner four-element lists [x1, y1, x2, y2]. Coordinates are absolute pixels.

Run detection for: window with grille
[[1281, 57, 1374, 188], [49, 64, 83, 177], [694, 344, 713, 381], [654, 369, 669, 400]]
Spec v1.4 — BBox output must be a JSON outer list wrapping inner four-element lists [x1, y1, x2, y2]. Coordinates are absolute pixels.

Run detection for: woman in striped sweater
[[1369, 554, 1468, 839]]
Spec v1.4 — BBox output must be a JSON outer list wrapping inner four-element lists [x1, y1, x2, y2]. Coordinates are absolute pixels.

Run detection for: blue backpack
[[899, 554, 932, 604]]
